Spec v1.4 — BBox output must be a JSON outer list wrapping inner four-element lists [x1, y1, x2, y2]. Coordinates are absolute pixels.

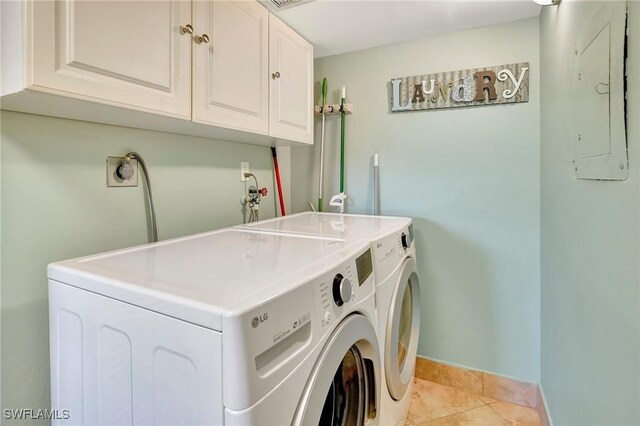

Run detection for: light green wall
[[292, 17, 541, 382], [540, 1, 640, 424], [0, 111, 278, 422]]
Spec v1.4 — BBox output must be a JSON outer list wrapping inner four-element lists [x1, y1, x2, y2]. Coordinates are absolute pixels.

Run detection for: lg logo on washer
[[251, 313, 269, 328]]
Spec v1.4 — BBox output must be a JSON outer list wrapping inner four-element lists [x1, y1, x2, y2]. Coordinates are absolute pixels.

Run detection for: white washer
[[48, 228, 381, 425], [238, 213, 422, 426]]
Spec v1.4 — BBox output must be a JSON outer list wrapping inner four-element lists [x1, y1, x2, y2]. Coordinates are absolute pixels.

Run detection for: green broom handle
[[340, 88, 345, 194], [317, 78, 328, 212]]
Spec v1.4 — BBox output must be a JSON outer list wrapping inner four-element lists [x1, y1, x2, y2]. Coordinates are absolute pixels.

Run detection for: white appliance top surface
[[48, 228, 368, 330], [237, 212, 411, 240]]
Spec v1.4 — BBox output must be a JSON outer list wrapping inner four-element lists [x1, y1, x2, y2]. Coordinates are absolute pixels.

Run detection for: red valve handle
[[259, 187, 268, 196]]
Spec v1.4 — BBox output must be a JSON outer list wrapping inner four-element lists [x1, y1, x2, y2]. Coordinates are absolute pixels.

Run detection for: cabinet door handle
[[180, 24, 194, 35], [195, 34, 210, 44], [272, 71, 281, 79]]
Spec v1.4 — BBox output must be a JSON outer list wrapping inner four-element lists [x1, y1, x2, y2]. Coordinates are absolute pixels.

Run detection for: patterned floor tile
[[406, 379, 486, 424]]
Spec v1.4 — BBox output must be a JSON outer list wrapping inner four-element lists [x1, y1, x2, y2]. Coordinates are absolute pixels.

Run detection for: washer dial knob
[[332, 274, 352, 306], [401, 231, 412, 249]]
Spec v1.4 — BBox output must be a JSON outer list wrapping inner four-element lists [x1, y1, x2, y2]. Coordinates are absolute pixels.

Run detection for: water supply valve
[[245, 186, 268, 207], [242, 172, 267, 223], [246, 186, 258, 204]]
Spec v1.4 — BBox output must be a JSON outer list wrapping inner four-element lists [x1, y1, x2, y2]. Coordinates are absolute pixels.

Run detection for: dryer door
[[385, 257, 421, 401], [294, 314, 380, 426]]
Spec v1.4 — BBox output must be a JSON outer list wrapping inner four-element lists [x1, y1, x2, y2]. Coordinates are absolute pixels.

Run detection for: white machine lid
[[48, 229, 367, 331], [237, 212, 411, 240]]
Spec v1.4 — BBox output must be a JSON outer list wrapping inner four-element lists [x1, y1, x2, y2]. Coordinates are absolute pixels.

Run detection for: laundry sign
[[390, 62, 529, 112]]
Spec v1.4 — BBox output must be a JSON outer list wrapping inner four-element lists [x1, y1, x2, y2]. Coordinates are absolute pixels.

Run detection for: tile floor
[[406, 378, 543, 426]]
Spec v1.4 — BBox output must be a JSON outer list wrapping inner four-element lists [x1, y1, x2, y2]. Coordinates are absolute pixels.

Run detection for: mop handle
[[373, 153, 380, 215], [318, 115, 325, 212], [340, 85, 345, 194], [271, 147, 286, 216]]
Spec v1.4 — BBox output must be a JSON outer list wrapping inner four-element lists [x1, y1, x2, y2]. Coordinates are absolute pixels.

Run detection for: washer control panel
[[315, 246, 374, 330], [372, 222, 415, 282]]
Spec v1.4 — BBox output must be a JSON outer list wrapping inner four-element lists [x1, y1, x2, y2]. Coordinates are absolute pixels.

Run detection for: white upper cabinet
[[1, 0, 313, 146], [30, 0, 191, 119], [192, 0, 269, 135], [269, 14, 314, 145]]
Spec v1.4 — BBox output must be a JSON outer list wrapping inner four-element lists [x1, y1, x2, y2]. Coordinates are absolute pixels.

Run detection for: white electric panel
[[574, 1, 627, 180]]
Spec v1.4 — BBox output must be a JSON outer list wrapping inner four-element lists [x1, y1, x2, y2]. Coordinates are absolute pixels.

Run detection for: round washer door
[[385, 256, 421, 401], [294, 314, 380, 426]]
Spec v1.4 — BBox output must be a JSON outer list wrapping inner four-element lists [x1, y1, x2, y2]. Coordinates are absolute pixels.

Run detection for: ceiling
[[275, 0, 542, 58]]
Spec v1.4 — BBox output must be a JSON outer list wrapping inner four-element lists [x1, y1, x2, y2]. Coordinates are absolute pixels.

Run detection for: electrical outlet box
[[106, 157, 138, 187], [241, 162, 250, 181]]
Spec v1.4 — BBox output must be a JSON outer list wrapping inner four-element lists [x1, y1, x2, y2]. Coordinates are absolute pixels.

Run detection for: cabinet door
[[269, 14, 313, 145], [30, 0, 191, 119], [192, 0, 269, 134]]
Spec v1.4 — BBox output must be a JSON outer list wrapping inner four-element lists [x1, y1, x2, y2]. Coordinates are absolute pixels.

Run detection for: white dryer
[[368, 221, 421, 426], [48, 228, 382, 425], [238, 213, 422, 426]]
